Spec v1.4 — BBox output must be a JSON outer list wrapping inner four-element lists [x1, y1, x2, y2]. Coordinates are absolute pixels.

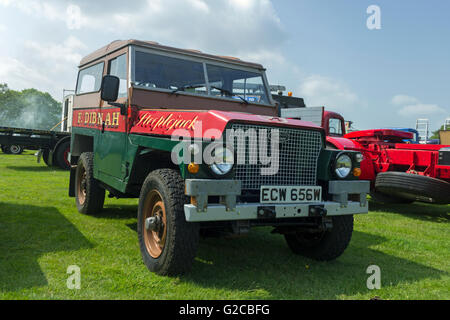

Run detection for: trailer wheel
[[375, 172, 450, 204], [75, 152, 105, 214], [54, 141, 70, 170], [9, 145, 23, 155], [1, 145, 11, 154], [284, 215, 354, 261], [138, 169, 199, 276]]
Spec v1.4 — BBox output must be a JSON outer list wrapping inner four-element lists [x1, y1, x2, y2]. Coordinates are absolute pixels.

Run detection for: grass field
[[0, 151, 449, 300]]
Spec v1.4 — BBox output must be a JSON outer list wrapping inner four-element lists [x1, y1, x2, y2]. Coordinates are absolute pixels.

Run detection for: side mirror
[[100, 75, 119, 102]]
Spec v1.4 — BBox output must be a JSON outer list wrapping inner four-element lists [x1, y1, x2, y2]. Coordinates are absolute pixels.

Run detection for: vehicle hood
[[130, 109, 323, 138]]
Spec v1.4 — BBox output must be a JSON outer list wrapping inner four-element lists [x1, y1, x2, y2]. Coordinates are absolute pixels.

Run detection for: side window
[[76, 62, 104, 94], [108, 54, 128, 98], [329, 118, 343, 136]]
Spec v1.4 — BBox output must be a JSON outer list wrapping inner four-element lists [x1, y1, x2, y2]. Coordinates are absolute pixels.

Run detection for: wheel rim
[[143, 190, 167, 259], [10, 145, 21, 154], [76, 165, 87, 205], [63, 147, 70, 167]]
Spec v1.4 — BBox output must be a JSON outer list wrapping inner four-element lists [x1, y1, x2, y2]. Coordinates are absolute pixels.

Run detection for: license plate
[[260, 186, 322, 204]]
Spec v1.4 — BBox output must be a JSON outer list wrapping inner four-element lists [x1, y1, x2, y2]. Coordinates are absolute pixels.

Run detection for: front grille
[[227, 123, 323, 190]]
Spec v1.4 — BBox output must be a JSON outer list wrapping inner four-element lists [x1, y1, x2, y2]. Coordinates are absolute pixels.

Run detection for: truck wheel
[[284, 215, 354, 261], [138, 169, 199, 276], [54, 141, 70, 170], [1, 145, 11, 154], [75, 152, 105, 214], [370, 191, 414, 204], [375, 172, 450, 204], [9, 145, 23, 154]]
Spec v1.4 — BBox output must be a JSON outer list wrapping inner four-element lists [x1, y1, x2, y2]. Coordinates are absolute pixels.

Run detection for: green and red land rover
[[69, 40, 369, 275]]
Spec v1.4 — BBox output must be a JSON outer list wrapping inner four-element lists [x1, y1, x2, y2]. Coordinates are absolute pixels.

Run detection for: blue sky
[[271, 0, 450, 131], [0, 0, 448, 131]]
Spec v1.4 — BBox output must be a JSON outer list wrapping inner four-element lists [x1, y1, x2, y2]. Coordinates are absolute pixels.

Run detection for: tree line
[[0, 83, 62, 131]]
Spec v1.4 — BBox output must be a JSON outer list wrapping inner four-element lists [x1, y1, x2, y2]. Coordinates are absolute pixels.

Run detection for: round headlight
[[209, 146, 234, 176], [335, 154, 352, 178]]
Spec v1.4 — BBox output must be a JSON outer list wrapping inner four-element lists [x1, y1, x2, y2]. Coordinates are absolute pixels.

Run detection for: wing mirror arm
[[100, 75, 127, 115]]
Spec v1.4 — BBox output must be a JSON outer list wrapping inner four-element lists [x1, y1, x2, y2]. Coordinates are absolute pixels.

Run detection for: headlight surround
[[355, 152, 364, 163], [334, 153, 352, 179], [209, 146, 234, 176]]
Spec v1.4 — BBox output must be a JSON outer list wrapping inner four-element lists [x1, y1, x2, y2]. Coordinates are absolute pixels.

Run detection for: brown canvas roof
[[79, 39, 265, 70]]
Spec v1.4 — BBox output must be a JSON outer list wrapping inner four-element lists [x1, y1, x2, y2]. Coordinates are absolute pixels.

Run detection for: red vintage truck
[[276, 95, 450, 204], [68, 40, 369, 275]]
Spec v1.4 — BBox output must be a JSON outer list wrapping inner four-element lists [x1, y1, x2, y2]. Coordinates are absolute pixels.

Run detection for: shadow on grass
[[179, 229, 446, 299], [369, 200, 449, 223], [0, 203, 92, 291], [100, 204, 137, 219], [5, 165, 58, 172]]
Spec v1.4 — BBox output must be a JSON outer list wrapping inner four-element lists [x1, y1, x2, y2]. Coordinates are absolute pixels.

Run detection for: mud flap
[[69, 165, 76, 197]]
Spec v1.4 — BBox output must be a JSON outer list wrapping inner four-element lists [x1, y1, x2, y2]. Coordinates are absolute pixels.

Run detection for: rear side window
[[108, 54, 128, 98], [76, 62, 104, 94]]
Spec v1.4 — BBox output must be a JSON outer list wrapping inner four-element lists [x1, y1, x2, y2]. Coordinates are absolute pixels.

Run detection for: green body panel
[[72, 127, 359, 196], [317, 149, 334, 181]]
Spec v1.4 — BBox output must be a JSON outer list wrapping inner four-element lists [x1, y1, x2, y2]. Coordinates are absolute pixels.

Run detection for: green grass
[[0, 151, 449, 300]]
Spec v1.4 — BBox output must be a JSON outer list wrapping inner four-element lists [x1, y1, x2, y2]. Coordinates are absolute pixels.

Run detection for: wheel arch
[[126, 148, 180, 197]]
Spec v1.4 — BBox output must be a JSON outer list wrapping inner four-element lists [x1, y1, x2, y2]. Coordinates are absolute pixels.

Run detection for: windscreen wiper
[[170, 84, 205, 94], [210, 86, 249, 105]]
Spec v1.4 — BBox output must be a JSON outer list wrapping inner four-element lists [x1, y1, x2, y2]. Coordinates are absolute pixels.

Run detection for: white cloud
[[0, 0, 286, 100], [297, 75, 360, 112], [398, 104, 446, 117], [0, 0, 65, 22], [0, 36, 87, 98], [391, 94, 420, 106], [393, 95, 447, 117], [0, 56, 54, 92], [392, 95, 449, 130], [25, 36, 87, 65]]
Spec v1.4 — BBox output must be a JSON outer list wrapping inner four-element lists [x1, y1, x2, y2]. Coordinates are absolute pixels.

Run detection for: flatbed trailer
[[0, 126, 71, 169]]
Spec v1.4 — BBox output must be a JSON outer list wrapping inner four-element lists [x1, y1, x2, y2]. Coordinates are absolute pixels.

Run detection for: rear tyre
[[9, 145, 23, 154], [75, 152, 105, 214], [375, 172, 450, 204], [54, 141, 70, 170], [284, 215, 354, 261], [138, 169, 199, 276]]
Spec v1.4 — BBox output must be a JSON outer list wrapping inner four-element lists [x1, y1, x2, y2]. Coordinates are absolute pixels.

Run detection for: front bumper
[[184, 179, 370, 222]]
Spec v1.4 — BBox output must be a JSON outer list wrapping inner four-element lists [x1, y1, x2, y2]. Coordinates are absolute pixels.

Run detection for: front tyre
[[284, 215, 354, 261], [75, 152, 105, 214], [138, 169, 199, 276]]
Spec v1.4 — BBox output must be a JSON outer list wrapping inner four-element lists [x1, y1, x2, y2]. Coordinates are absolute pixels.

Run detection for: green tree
[[0, 84, 62, 130], [430, 125, 445, 140]]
